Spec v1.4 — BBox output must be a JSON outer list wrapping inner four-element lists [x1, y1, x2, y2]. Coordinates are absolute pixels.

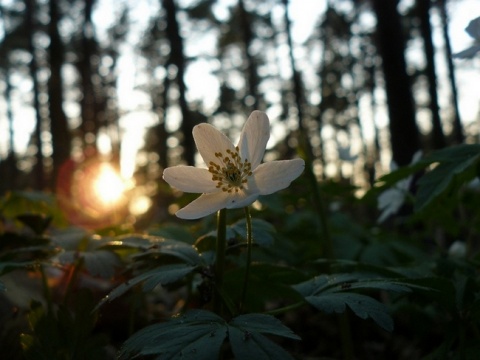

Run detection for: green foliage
[[293, 273, 418, 331], [223, 263, 306, 312], [376, 144, 480, 212], [119, 310, 300, 360], [3, 143, 480, 358], [20, 291, 108, 360], [96, 263, 197, 310]]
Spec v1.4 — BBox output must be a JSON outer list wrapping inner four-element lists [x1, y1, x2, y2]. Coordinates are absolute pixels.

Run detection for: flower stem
[[39, 264, 53, 314], [239, 206, 253, 313], [214, 208, 227, 316]]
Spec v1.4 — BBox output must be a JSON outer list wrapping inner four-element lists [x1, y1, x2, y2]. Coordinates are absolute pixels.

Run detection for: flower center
[[208, 147, 253, 193]]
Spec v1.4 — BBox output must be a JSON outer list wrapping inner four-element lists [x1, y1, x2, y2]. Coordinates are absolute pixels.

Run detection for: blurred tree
[[372, 0, 420, 166], [48, 0, 72, 186], [416, 0, 446, 150], [438, 0, 464, 144], [140, 14, 170, 170], [163, 0, 196, 165], [25, 0, 45, 190], [216, 0, 269, 118], [237, 0, 261, 111], [77, 0, 99, 146]]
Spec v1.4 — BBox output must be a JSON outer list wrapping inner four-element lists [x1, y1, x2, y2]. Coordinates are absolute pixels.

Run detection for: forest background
[[1, 0, 479, 223], [2, 1, 480, 358]]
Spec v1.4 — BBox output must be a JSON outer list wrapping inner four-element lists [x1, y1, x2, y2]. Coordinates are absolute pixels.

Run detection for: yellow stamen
[[208, 148, 252, 193]]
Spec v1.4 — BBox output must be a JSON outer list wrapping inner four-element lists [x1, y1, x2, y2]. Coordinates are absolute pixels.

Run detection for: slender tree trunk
[[372, 0, 420, 166], [26, 0, 45, 190], [48, 0, 71, 187], [163, 0, 195, 165], [3, 70, 17, 191], [438, 0, 464, 144], [238, 0, 261, 111], [155, 75, 170, 170], [79, 0, 98, 146], [417, 0, 446, 150]]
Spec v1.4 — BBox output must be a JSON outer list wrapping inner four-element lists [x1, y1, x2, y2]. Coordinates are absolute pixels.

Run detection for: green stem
[[214, 208, 227, 316], [39, 264, 53, 314], [239, 206, 253, 313], [264, 300, 306, 316], [63, 256, 84, 306]]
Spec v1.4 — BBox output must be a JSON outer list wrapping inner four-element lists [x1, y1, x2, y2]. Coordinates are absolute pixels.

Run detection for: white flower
[[163, 111, 305, 219], [448, 241, 467, 258], [377, 151, 422, 223], [377, 177, 412, 223]]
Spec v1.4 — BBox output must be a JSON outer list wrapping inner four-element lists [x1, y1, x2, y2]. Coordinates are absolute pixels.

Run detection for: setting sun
[[93, 163, 128, 205]]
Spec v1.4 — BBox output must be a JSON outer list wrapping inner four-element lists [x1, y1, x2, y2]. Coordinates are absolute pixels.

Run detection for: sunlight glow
[[93, 163, 128, 206]]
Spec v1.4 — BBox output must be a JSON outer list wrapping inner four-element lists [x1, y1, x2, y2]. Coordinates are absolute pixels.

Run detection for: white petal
[[237, 111, 270, 169], [252, 159, 305, 195], [224, 190, 259, 209], [163, 166, 217, 193], [193, 123, 236, 166], [176, 192, 230, 219]]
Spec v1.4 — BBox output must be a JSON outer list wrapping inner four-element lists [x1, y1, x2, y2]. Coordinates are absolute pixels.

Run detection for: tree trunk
[[438, 0, 464, 144], [417, 0, 446, 150], [238, 0, 261, 111], [372, 0, 420, 166], [26, 0, 45, 190], [79, 0, 98, 146], [163, 0, 195, 165], [48, 0, 71, 187]]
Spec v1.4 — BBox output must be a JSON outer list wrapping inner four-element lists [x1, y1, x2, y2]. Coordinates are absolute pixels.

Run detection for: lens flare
[[56, 154, 132, 229], [93, 163, 128, 206]]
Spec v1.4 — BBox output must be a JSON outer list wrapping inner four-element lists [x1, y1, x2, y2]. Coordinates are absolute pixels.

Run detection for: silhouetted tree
[[372, 0, 420, 166], [163, 0, 196, 165], [25, 0, 45, 189], [48, 0, 72, 186], [417, 0, 446, 150], [438, 0, 464, 144]]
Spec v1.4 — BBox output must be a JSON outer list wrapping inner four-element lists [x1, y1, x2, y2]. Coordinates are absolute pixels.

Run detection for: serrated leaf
[[415, 144, 480, 211], [148, 224, 196, 244], [415, 158, 479, 212], [293, 274, 359, 296], [230, 313, 301, 340], [228, 326, 295, 360], [16, 214, 52, 235], [228, 313, 299, 360], [96, 264, 197, 309], [294, 273, 437, 297], [305, 292, 394, 331], [119, 310, 226, 360], [112, 236, 202, 265]]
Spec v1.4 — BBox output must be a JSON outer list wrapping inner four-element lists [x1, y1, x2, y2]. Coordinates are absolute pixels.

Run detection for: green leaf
[[148, 224, 196, 244], [111, 235, 202, 265], [58, 250, 121, 278], [228, 326, 295, 360], [293, 273, 437, 332], [119, 310, 299, 360], [228, 313, 300, 360], [16, 214, 52, 235], [96, 264, 197, 309], [229, 313, 301, 340], [414, 144, 480, 211], [230, 218, 276, 247], [119, 310, 227, 360], [305, 292, 394, 332]]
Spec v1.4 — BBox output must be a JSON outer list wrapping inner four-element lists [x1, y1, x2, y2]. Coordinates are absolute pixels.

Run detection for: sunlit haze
[[0, 0, 479, 183]]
